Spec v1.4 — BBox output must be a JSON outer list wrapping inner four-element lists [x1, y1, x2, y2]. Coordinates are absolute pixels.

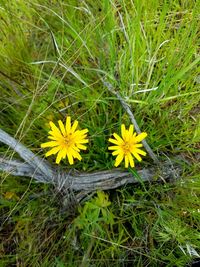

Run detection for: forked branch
[[0, 128, 181, 202]]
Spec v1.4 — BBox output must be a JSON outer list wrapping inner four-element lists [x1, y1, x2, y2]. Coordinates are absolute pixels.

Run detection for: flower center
[[63, 134, 74, 148], [122, 142, 131, 155]]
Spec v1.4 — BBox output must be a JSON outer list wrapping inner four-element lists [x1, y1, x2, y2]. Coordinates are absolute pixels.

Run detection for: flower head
[[41, 116, 88, 165], [108, 124, 147, 168]]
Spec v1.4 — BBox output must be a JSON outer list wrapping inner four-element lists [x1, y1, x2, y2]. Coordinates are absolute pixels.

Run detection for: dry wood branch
[[0, 128, 181, 202], [0, 129, 53, 182], [0, 157, 181, 191], [0, 158, 50, 183]]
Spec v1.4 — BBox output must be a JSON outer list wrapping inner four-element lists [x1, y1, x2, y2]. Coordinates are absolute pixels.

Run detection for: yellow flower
[[41, 116, 88, 165], [108, 124, 147, 168]]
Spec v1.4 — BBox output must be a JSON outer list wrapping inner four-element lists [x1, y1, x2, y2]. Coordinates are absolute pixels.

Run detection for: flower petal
[[108, 145, 119, 150], [132, 151, 142, 162], [48, 130, 63, 139], [112, 149, 121, 156], [72, 146, 80, 152], [76, 144, 87, 150], [129, 125, 134, 137], [121, 124, 126, 139], [65, 116, 71, 133], [47, 135, 61, 141], [125, 155, 129, 168], [135, 132, 147, 143], [45, 146, 61, 157], [49, 121, 62, 136], [128, 153, 135, 168], [75, 139, 89, 144], [67, 152, 74, 165], [114, 154, 124, 167], [61, 148, 68, 159], [78, 129, 88, 135], [71, 149, 82, 160], [56, 150, 64, 164], [109, 138, 120, 145], [58, 120, 66, 136], [41, 141, 59, 148], [135, 148, 147, 156], [134, 144, 143, 148], [113, 133, 124, 144], [71, 120, 78, 133]]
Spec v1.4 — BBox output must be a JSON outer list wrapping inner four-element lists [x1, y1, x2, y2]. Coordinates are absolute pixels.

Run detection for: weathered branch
[[0, 158, 50, 183], [0, 129, 53, 182], [0, 157, 181, 191], [0, 128, 181, 202]]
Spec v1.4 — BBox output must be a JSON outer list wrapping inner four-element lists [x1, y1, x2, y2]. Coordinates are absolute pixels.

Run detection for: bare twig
[[102, 80, 160, 164]]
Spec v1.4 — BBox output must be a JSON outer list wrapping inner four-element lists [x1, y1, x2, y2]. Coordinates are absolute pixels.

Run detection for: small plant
[[75, 191, 114, 232]]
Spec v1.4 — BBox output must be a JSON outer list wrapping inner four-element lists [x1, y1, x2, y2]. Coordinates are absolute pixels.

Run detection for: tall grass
[[0, 0, 200, 266]]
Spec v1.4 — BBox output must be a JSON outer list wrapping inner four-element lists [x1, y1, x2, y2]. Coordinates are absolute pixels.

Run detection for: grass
[[0, 0, 200, 266]]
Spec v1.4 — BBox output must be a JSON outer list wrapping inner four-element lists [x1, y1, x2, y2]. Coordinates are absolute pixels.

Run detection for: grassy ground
[[0, 0, 200, 266]]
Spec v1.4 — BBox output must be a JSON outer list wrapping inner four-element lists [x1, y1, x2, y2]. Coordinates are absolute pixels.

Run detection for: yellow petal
[[134, 144, 143, 148], [76, 139, 89, 144], [61, 149, 67, 159], [121, 124, 126, 139], [73, 129, 88, 139], [67, 152, 74, 165], [132, 151, 142, 162], [48, 130, 63, 139], [61, 148, 68, 159], [129, 125, 134, 137], [135, 148, 147, 156], [128, 153, 135, 168], [124, 130, 130, 141], [108, 145, 119, 150], [112, 149, 121, 156], [113, 133, 124, 144], [114, 154, 124, 167], [76, 144, 87, 150], [109, 138, 120, 145], [135, 132, 147, 143], [45, 146, 61, 157], [56, 150, 64, 164], [73, 135, 88, 142], [73, 146, 80, 152], [58, 120, 66, 136], [78, 129, 88, 135], [49, 121, 62, 136], [66, 117, 71, 133], [71, 149, 82, 160], [71, 120, 78, 133], [47, 135, 61, 141], [41, 141, 59, 148], [125, 155, 129, 168]]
